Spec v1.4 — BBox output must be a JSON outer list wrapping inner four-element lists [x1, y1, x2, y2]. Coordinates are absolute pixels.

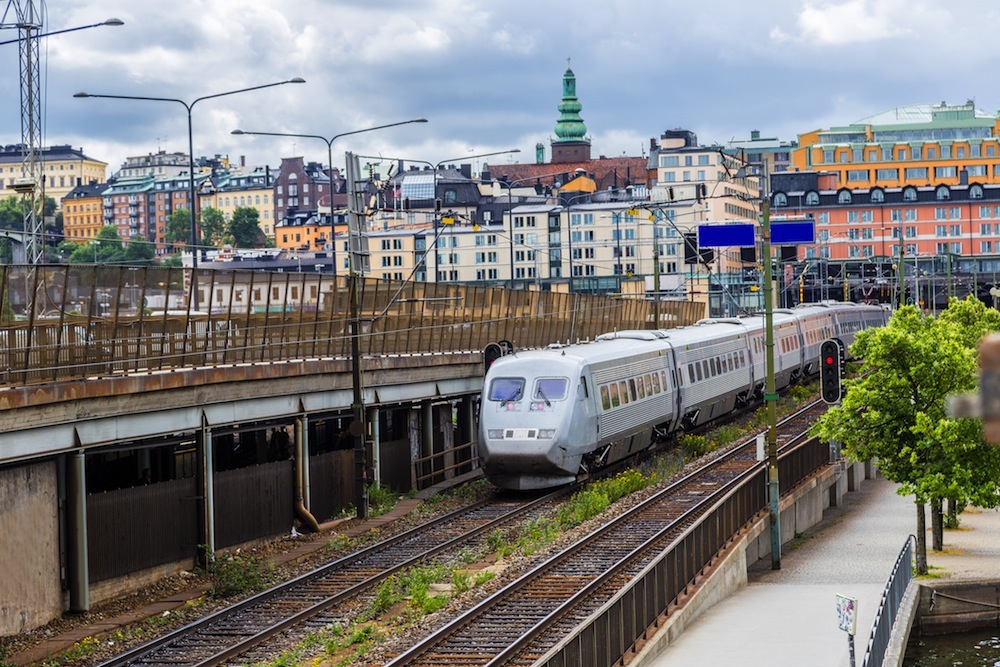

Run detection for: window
[[838, 190, 853, 204], [905, 167, 928, 179], [903, 187, 918, 202], [847, 170, 868, 182], [534, 378, 568, 401], [871, 188, 885, 202], [935, 166, 957, 179], [876, 169, 899, 180], [971, 184, 985, 199], [773, 193, 787, 207], [935, 186, 950, 200]]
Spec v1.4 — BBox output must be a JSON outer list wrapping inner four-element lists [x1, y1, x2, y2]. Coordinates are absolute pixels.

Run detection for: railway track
[[95, 489, 572, 667], [384, 400, 828, 666]]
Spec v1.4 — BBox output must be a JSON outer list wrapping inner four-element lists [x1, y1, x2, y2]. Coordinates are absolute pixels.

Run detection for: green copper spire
[[554, 61, 587, 143]]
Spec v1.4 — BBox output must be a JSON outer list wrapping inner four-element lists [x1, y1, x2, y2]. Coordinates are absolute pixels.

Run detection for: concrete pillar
[[197, 415, 215, 564], [421, 400, 434, 486], [66, 450, 89, 612], [295, 416, 310, 508], [371, 407, 381, 487], [458, 395, 476, 450], [409, 408, 421, 490], [440, 404, 455, 479]]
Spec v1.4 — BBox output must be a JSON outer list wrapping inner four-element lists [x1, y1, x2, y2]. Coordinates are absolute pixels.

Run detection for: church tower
[[551, 61, 591, 164]]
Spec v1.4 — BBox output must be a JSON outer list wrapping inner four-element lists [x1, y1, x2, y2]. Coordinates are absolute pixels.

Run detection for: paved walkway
[[645, 476, 1000, 667]]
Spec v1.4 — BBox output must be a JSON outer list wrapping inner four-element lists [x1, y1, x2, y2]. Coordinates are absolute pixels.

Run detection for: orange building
[[791, 101, 1000, 190]]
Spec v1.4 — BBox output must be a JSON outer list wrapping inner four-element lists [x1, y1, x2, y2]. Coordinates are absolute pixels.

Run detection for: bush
[[206, 552, 272, 598]]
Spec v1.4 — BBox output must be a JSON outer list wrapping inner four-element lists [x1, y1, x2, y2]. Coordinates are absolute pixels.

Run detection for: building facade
[[791, 101, 1000, 190], [61, 181, 107, 242], [1, 144, 107, 208]]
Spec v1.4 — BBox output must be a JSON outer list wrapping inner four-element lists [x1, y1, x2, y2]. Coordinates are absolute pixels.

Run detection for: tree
[[123, 239, 156, 264], [167, 208, 193, 245], [199, 207, 226, 248], [811, 301, 1000, 574], [67, 226, 124, 264], [229, 207, 264, 247], [0, 196, 23, 230]]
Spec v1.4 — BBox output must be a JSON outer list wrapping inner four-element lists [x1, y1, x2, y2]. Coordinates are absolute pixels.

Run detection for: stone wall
[[0, 461, 61, 635]]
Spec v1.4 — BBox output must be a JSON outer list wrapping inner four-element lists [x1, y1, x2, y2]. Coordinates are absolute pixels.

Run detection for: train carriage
[[478, 301, 888, 491]]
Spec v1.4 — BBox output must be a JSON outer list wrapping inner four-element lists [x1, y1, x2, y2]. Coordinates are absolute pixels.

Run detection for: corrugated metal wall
[[87, 478, 197, 583], [214, 461, 294, 549]]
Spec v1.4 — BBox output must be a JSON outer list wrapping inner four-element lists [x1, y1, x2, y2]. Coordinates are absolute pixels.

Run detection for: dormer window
[[970, 184, 985, 199], [903, 187, 917, 202], [838, 190, 853, 204], [773, 192, 787, 207], [805, 191, 819, 206], [935, 185, 950, 200], [871, 188, 885, 203]]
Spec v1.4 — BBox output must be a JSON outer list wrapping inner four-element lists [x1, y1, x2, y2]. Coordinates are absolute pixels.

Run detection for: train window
[[635, 377, 645, 399], [600, 386, 612, 410], [534, 378, 568, 401], [696, 363, 703, 382], [609, 383, 621, 408], [660, 371, 668, 390], [580, 377, 589, 398], [727, 354, 734, 371], [619, 381, 630, 404], [688, 364, 695, 383], [644, 374, 653, 395], [488, 377, 524, 403], [701, 360, 709, 379], [629, 379, 638, 401]]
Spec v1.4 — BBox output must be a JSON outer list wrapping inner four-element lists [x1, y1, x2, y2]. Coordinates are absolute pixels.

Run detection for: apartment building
[[62, 181, 108, 242], [792, 101, 1000, 190], [0, 144, 107, 207]]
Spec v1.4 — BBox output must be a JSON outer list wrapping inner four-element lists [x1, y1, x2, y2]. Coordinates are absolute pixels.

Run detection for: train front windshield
[[488, 377, 524, 403]]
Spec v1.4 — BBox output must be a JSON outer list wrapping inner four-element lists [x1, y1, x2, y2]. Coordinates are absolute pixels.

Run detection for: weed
[[367, 483, 400, 517], [326, 534, 354, 551], [452, 569, 472, 593], [474, 570, 495, 586], [678, 433, 710, 458], [206, 552, 273, 599]]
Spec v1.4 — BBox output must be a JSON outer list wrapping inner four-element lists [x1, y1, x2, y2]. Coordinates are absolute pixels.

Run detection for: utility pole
[[762, 195, 781, 570]]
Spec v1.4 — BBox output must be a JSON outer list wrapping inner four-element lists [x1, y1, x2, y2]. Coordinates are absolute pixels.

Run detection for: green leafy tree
[[228, 207, 263, 248], [124, 238, 156, 264], [0, 195, 23, 230], [812, 302, 1000, 574], [167, 208, 194, 245], [199, 207, 226, 248], [67, 225, 123, 264]]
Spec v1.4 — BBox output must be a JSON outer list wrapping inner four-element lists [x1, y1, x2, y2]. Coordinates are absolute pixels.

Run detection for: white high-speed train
[[477, 301, 888, 491]]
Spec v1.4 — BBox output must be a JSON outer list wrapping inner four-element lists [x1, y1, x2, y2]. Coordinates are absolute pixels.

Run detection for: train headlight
[[537, 429, 556, 439], [487, 430, 505, 439]]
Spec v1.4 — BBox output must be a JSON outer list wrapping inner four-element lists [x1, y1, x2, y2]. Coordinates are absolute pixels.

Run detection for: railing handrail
[[861, 535, 915, 667], [0, 264, 706, 389]]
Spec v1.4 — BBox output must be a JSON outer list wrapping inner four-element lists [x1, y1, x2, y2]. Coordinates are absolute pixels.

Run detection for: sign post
[[836, 594, 858, 667]]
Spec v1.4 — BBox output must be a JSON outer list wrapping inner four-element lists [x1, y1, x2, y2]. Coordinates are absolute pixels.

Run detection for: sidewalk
[[643, 476, 1000, 667]]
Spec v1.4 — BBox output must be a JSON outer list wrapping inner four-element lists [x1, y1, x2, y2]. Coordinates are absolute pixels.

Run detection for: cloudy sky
[[2, 0, 998, 179]]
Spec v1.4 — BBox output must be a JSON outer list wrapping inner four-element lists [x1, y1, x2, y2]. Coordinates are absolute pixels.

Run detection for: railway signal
[[821, 339, 845, 404]]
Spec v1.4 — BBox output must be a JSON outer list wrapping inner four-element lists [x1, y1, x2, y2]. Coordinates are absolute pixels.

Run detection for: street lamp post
[[232, 119, 428, 278], [75, 78, 306, 277]]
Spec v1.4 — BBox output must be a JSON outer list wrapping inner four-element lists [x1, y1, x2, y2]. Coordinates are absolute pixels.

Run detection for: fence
[[861, 535, 915, 667], [0, 265, 705, 388]]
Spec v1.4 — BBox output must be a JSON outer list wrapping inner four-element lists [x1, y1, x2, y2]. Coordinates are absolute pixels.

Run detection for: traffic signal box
[[821, 338, 846, 404]]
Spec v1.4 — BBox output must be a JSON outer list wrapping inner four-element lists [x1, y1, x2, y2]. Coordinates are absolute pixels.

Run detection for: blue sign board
[[697, 223, 756, 248], [771, 220, 815, 245]]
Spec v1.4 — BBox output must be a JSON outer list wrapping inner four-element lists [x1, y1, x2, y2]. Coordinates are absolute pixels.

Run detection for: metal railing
[[861, 535, 915, 667], [538, 435, 833, 667], [0, 265, 706, 388]]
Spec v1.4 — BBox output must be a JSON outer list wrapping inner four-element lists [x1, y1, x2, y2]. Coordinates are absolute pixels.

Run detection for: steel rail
[[96, 489, 570, 667], [386, 401, 827, 666]]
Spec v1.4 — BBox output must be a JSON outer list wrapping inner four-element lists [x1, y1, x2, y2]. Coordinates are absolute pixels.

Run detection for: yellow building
[[792, 101, 1000, 190], [1, 144, 107, 208], [61, 181, 108, 242]]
